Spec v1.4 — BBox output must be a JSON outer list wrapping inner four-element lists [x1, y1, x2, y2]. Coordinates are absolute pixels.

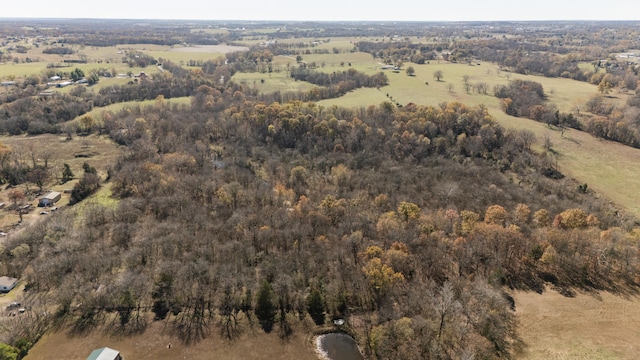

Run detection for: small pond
[[316, 332, 364, 360]]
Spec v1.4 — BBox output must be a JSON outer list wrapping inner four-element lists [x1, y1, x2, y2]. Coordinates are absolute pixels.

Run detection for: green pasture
[[142, 50, 224, 64], [232, 71, 318, 94], [0, 62, 48, 79], [288, 52, 378, 73], [235, 55, 607, 123], [319, 60, 603, 112]]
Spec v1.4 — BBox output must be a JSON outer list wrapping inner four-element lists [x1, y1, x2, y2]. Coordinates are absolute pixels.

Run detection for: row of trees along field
[[356, 28, 640, 149], [0, 51, 387, 136], [493, 79, 640, 148], [2, 85, 639, 359]]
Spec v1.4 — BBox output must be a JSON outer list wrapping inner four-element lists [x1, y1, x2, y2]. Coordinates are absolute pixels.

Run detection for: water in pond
[[316, 333, 364, 360]]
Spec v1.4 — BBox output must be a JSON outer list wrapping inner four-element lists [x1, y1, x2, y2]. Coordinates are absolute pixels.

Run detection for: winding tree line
[[0, 55, 387, 138], [493, 79, 640, 148]]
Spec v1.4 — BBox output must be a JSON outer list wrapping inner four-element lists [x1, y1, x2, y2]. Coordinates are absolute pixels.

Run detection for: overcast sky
[[2, 0, 638, 21]]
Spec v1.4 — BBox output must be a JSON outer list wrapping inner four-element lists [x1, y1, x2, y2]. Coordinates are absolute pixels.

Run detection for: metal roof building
[[86, 347, 122, 360], [0, 276, 17, 293]]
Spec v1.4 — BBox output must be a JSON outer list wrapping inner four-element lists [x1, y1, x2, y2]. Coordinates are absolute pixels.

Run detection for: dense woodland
[[1, 20, 640, 360], [3, 89, 640, 359]]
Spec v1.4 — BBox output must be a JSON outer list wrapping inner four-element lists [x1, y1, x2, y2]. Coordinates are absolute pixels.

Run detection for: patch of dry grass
[[514, 289, 640, 360], [0, 134, 123, 231], [233, 71, 318, 94], [25, 316, 319, 360]]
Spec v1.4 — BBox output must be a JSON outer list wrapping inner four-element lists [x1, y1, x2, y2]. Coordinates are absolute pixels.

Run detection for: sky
[[1, 0, 638, 22]]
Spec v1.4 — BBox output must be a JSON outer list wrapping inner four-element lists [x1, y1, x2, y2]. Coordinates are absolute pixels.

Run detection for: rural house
[[86, 347, 122, 360], [39, 191, 61, 207], [0, 276, 18, 293]]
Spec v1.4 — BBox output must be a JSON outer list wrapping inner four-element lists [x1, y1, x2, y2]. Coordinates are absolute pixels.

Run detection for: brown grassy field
[[0, 134, 123, 231], [24, 316, 320, 360], [514, 289, 640, 359], [232, 71, 319, 94]]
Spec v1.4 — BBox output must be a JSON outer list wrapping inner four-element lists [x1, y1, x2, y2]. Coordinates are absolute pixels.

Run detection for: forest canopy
[[3, 87, 637, 359]]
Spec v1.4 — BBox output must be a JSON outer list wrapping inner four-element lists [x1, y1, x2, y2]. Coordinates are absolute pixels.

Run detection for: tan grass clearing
[[25, 315, 319, 360], [514, 289, 640, 360]]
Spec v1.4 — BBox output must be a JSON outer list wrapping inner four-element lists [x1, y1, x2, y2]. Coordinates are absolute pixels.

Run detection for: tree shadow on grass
[[103, 309, 149, 337], [66, 309, 104, 337], [169, 310, 211, 345]]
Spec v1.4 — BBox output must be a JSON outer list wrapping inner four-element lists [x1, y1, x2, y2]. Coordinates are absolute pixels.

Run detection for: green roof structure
[[86, 347, 121, 360]]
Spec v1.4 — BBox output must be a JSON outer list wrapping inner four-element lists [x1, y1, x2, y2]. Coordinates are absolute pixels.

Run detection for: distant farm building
[[0, 276, 18, 293], [56, 81, 73, 88], [39, 191, 61, 207], [86, 347, 122, 360]]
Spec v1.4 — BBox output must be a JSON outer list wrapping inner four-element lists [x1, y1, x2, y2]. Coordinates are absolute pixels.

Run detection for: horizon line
[[1, 17, 640, 23]]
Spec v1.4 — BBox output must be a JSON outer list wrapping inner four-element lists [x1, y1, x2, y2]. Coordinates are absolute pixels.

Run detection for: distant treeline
[[42, 47, 74, 55], [356, 41, 440, 64]]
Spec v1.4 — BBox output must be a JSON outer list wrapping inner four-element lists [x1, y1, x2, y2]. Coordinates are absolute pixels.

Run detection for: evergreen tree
[[307, 287, 325, 325], [151, 273, 174, 320], [71, 68, 85, 82], [255, 281, 276, 332], [61, 163, 74, 183]]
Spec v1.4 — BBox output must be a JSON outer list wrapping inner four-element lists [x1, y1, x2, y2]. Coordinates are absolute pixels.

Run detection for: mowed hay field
[[25, 317, 320, 360], [514, 289, 640, 359]]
